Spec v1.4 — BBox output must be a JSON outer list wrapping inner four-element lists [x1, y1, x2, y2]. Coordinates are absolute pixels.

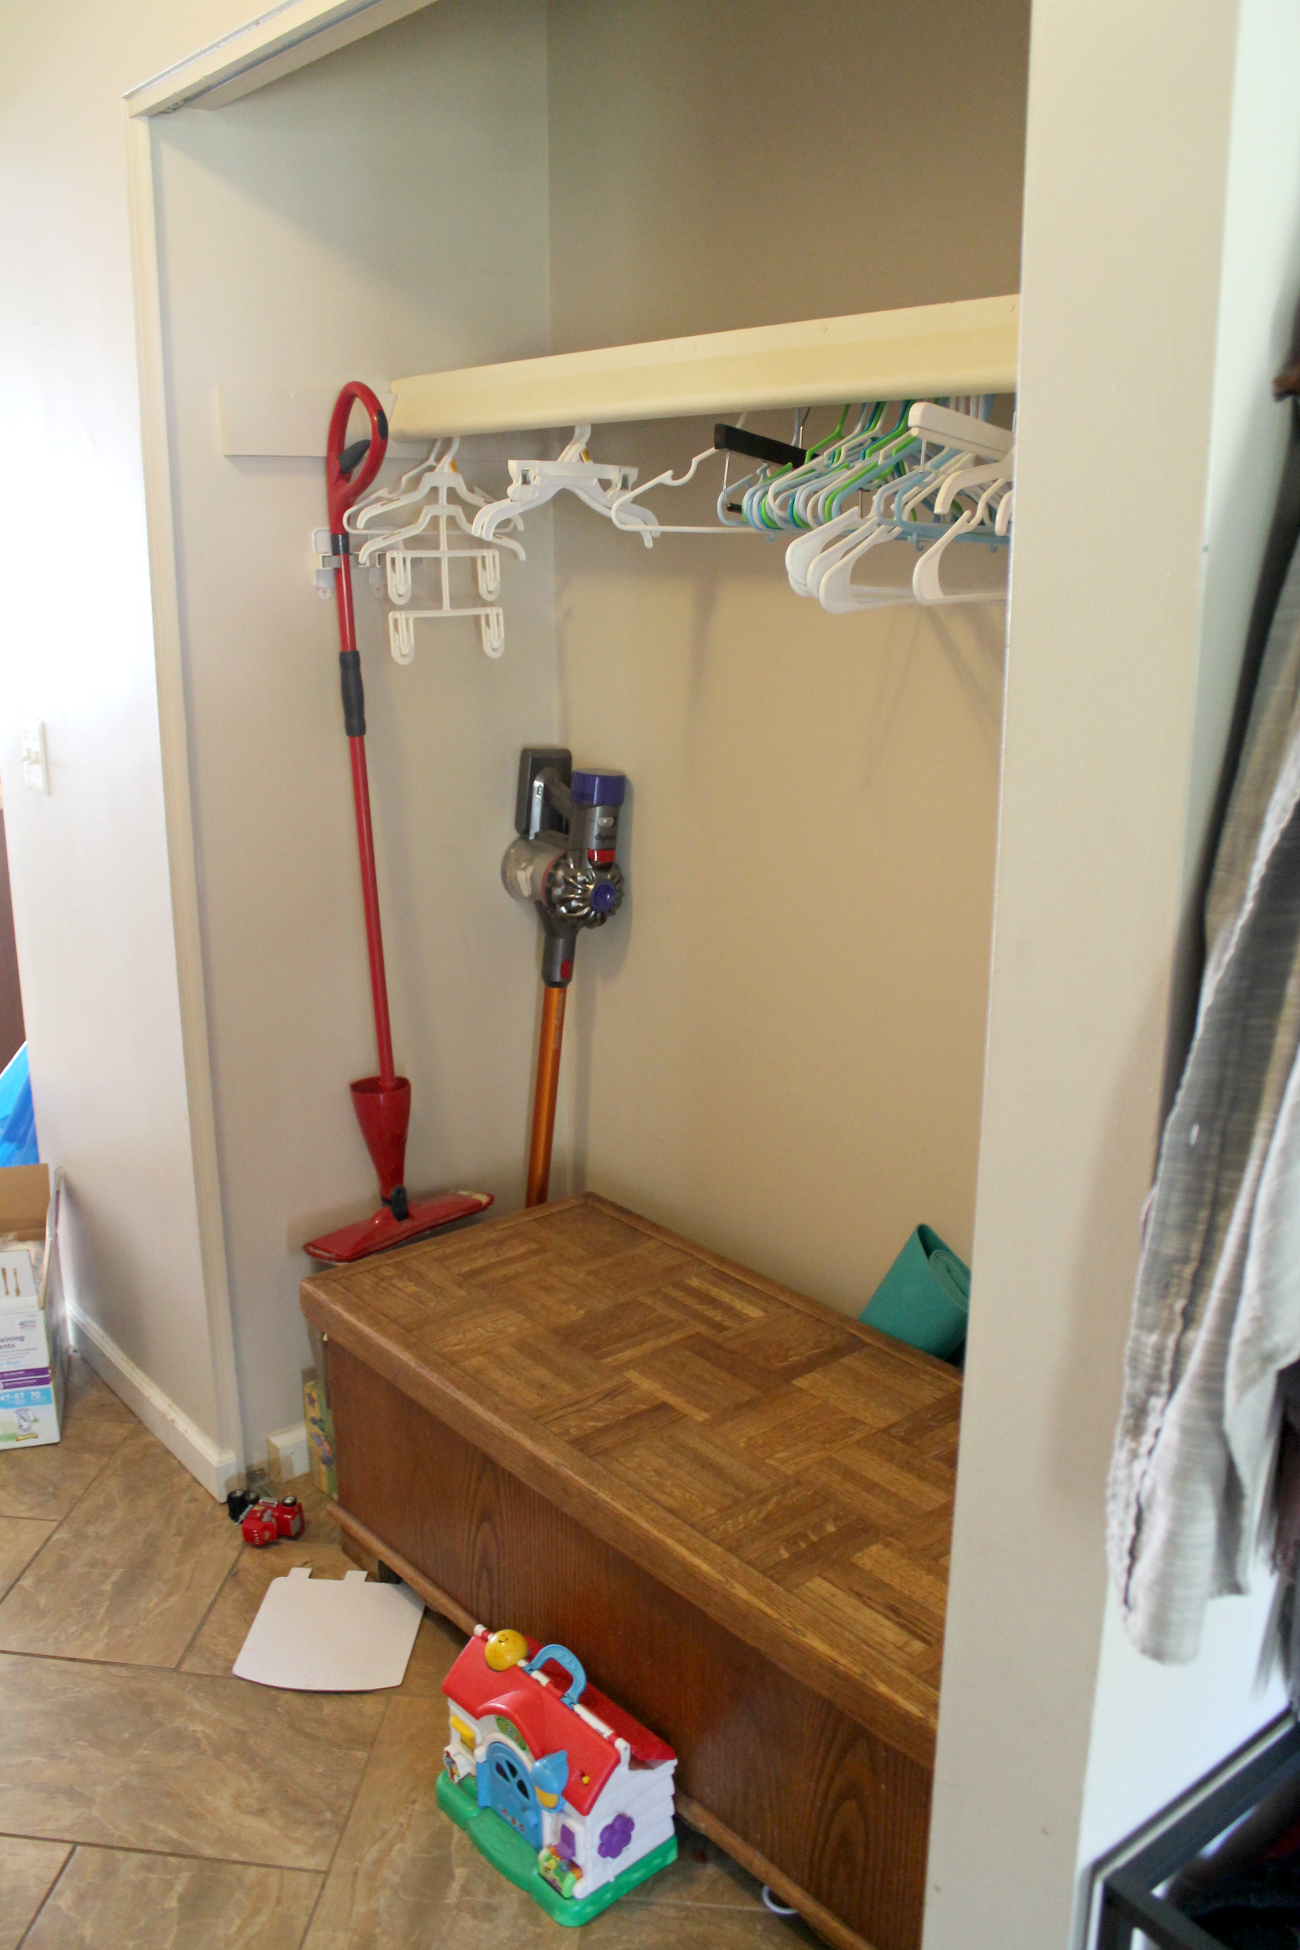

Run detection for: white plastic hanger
[[904, 412, 1016, 605], [812, 446, 977, 612], [906, 400, 1013, 459], [347, 440, 482, 525], [348, 441, 519, 659], [785, 508, 863, 596], [816, 526, 912, 612], [786, 415, 928, 597], [609, 445, 764, 541], [752, 404, 879, 532], [473, 427, 657, 544], [912, 471, 1014, 606]]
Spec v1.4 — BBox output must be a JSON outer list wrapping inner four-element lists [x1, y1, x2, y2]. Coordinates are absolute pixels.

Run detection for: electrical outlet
[[21, 722, 48, 795]]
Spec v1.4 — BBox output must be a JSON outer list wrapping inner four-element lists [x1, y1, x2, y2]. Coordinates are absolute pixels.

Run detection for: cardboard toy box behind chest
[[0, 1164, 66, 1448]]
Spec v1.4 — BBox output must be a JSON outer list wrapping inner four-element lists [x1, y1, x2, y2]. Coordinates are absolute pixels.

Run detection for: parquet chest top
[[302, 1194, 959, 1770]]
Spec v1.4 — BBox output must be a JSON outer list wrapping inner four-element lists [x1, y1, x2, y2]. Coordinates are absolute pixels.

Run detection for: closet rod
[[390, 295, 1019, 441]]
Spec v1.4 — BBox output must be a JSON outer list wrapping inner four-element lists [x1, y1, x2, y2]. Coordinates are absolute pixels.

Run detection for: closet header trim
[[125, 0, 438, 117]]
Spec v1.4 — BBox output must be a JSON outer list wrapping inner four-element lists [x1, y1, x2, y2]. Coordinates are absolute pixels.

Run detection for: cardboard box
[[0, 1164, 66, 1448]]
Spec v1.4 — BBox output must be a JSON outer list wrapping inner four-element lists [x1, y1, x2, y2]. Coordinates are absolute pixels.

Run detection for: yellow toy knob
[[484, 1628, 528, 1671]]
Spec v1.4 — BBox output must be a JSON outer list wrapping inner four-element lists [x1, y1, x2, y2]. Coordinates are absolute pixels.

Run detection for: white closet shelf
[[390, 294, 1019, 440]]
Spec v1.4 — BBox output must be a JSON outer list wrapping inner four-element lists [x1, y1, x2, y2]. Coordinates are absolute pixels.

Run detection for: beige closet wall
[[152, 0, 558, 1449], [546, 0, 1030, 350], [0, 0, 285, 1469], [545, 0, 1030, 1309]]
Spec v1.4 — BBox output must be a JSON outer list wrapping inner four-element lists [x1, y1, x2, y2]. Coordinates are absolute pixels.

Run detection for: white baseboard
[[267, 1422, 309, 1481], [66, 1297, 238, 1502]]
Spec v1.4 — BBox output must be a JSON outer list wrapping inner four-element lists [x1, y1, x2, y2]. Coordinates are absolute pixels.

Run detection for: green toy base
[[437, 1769, 676, 1926]]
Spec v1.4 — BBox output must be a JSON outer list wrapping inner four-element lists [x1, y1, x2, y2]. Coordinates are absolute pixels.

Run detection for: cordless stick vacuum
[[502, 749, 627, 1204], [305, 382, 493, 1263]]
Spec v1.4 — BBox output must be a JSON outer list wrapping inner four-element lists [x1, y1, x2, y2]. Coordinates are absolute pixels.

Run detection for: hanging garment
[[1107, 530, 1300, 1663]]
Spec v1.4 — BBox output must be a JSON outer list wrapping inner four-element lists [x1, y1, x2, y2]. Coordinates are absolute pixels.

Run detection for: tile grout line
[[172, 1534, 244, 1672], [0, 1520, 59, 1605], [294, 1691, 405, 1948], [0, 1819, 763, 1929], [13, 1840, 75, 1950], [1, 1643, 238, 1674], [0, 1829, 339, 1877], [0, 1403, 393, 1910], [1, 1416, 243, 1671], [0, 1437, 138, 1604], [0, 1401, 140, 1577], [0, 1808, 771, 1919], [173, 1486, 356, 1674]]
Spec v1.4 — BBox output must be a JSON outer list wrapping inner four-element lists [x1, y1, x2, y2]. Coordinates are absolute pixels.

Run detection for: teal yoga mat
[[859, 1224, 970, 1361]]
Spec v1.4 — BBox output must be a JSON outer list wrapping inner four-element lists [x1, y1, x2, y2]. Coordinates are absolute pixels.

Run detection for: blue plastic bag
[[0, 1044, 39, 1167]]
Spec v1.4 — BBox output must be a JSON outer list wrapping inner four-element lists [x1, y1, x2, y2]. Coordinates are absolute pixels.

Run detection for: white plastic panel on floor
[[233, 1566, 423, 1690]]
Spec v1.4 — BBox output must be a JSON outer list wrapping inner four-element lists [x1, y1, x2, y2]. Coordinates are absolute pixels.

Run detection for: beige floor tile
[[622, 1823, 812, 1915], [179, 1497, 349, 1680], [22, 1847, 321, 1950], [0, 1653, 385, 1870], [301, 1695, 516, 1950], [394, 1606, 464, 1697], [0, 1517, 55, 1599], [589, 1891, 819, 1946], [0, 1358, 136, 1522], [0, 1834, 71, 1950], [183, 1482, 463, 1697], [303, 1697, 816, 1950], [0, 1428, 241, 1667]]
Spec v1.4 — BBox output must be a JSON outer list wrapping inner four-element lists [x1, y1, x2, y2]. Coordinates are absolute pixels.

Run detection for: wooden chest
[[300, 1195, 959, 1950]]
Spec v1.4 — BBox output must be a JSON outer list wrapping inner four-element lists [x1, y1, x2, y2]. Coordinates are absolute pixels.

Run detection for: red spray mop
[[305, 382, 492, 1263]]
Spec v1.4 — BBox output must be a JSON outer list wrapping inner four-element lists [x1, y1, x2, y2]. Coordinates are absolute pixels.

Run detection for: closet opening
[[136, 4, 1033, 1946]]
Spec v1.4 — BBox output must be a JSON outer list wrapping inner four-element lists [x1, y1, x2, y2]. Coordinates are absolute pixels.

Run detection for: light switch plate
[[21, 722, 48, 796]]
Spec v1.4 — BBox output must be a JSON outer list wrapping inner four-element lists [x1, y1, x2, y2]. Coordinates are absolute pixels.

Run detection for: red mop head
[[304, 1074, 493, 1263], [304, 1187, 493, 1265]]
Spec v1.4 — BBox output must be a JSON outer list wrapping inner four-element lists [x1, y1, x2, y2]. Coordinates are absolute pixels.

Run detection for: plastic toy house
[[437, 1625, 677, 1925]]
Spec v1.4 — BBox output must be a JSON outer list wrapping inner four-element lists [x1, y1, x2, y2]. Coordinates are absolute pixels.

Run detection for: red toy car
[[240, 1494, 305, 1548]]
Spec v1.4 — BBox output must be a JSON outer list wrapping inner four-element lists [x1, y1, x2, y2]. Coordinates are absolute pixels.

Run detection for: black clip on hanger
[[715, 423, 808, 515], [714, 423, 807, 468]]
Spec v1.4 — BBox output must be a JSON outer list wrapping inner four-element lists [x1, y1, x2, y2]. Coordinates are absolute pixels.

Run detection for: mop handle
[[326, 385, 394, 1087], [526, 982, 566, 1206]]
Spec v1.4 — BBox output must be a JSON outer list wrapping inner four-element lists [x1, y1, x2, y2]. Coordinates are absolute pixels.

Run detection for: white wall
[[553, 425, 1006, 1309], [151, 0, 558, 1449], [926, 2, 1300, 1945], [546, 0, 1029, 351], [0, 0, 285, 1476], [547, 0, 1027, 1306], [1077, 0, 1300, 1891]]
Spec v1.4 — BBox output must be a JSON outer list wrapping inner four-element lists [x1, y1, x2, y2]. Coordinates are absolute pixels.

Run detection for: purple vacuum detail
[[570, 768, 627, 807]]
